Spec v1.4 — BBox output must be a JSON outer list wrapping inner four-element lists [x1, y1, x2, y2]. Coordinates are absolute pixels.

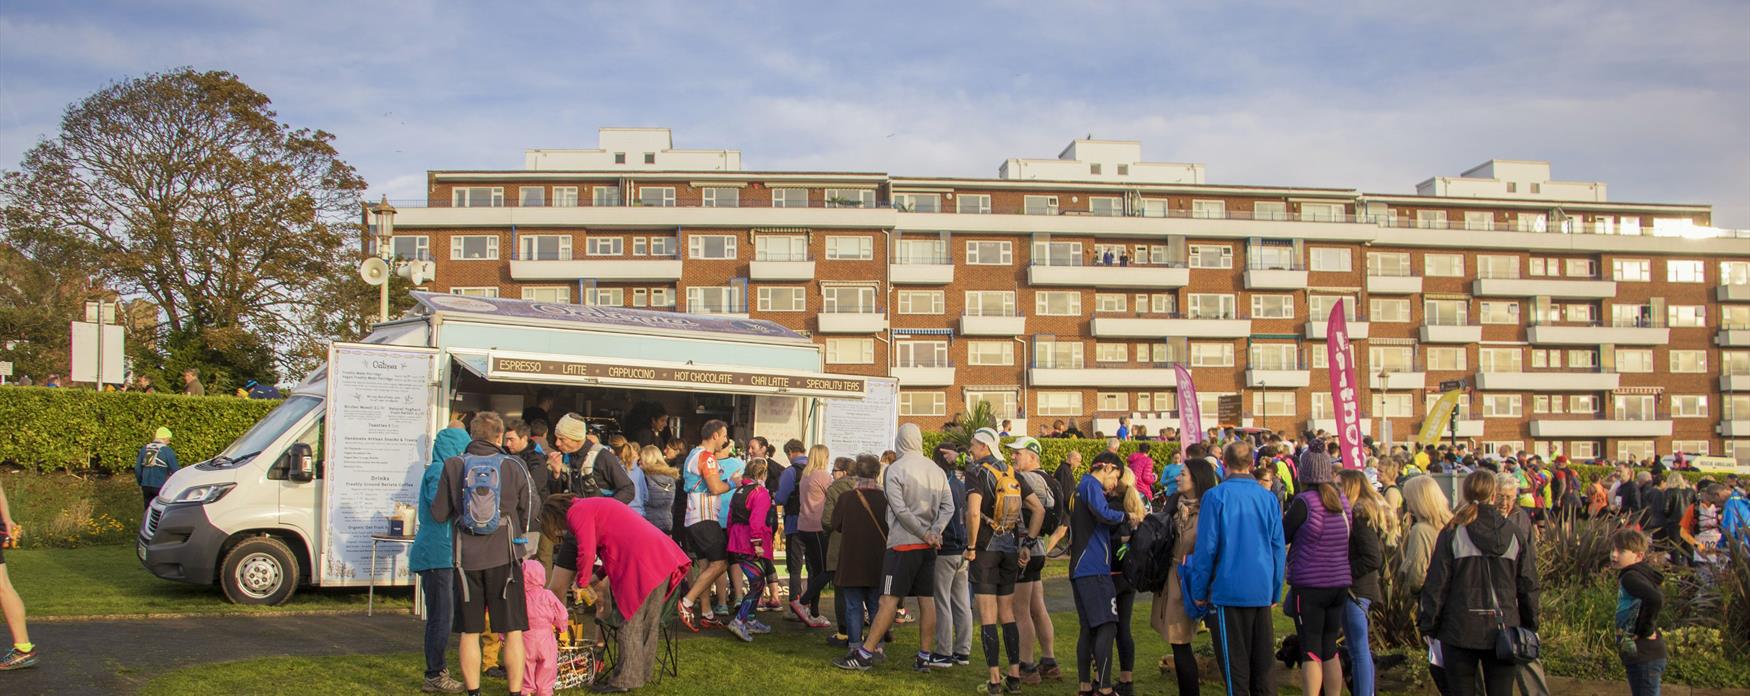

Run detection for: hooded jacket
[[1417, 505, 1541, 650], [565, 497, 691, 619], [134, 441, 180, 489], [411, 427, 471, 572], [521, 559, 570, 635], [1127, 452, 1157, 502], [1185, 474, 1286, 608], [884, 423, 955, 549], [1615, 561, 1666, 664]]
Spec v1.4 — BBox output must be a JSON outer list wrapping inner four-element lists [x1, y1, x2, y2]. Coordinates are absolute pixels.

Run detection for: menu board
[[319, 343, 438, 586], [820, 377, 898, 460]]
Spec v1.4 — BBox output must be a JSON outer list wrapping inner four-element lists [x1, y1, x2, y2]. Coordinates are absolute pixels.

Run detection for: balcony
[[1526, 323, 1669, 346], [1419, 324, 1483, 344], [748, 260, 815, 281], [1719, 285, 1750, 302], [1472, 278, 1616, 299], [817, 311, 887, 334], [890, 365, 956, 387], [960, 315, 1026, 336], [1029, 367, 1178, 388], [1366, 274, 1423, 294], [1306, 418, 1374, 435], [1717, 329, 1750, 348], [1244, 267, 1310, 290], [1028, 263, 1189, 289], [1723, 374, 1750, 391], [509, 259, 682, 282], [1530, 420, 1673, 438], [890, 255, 954, 285], [1719, 420, 1750, 438], [1473, 371, 1620, 391], [393, 197, 896, 230], [1370, 371, 1427, 391], [1305, 319, 1369, 340], [1246, 369, 1311, 388], [1091, 316, 1252, 339]]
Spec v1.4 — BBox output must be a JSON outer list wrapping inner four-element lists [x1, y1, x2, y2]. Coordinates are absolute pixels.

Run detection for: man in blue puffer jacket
[[1185, 441, 1286, 696], [412, 424, 470, 693]]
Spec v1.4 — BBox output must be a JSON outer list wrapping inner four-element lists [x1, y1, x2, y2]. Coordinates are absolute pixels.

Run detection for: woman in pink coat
[[1128, 451, 1158, 504], [519, 559, 568, 696]]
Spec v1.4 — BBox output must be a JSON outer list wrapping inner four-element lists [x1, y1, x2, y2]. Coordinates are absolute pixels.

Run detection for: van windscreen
[[217, 395, 323, 461]]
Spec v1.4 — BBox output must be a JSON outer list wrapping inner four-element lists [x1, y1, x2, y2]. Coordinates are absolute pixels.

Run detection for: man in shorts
[[675, 420, 733, 630], [834, 424, 954, 673], [964, 428, 1044, 695], [0, 478, 36, 671], [431, 412, 536, 695]]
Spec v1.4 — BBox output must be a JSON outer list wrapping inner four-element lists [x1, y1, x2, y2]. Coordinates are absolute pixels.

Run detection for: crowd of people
[[397, 405, 1750, 696]]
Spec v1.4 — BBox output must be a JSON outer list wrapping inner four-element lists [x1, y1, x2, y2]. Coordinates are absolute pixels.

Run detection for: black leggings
[[1290, 586, 1347, 662], [1077, 622, 1117, 688], [785, 531, 803, 596], [799, 531, 828, 616], [1170, 643, 1198, 696], [1114, 588, 1135, 673], [1443, 645, 1517, 696]]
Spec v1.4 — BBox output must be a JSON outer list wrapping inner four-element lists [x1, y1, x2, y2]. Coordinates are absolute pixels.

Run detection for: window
[[966, 391, 1019, 420], [1667, 259, 1704, 283], [1480, 348, 1523, 373], [701, 187, 740, 208], [1033, 241, 1083, 267], [1302, 202, 1345, 222], [1096, 343, 1130, 363], [1425, 254, 1465, 277], [688, 235, 737, 259], [585, 288, 623, 306], [965, 240, 1013, 265], [1249, 242, 1297, 270], [1095, 293, 1128, 313], [1254, 392, 1297, 417], [1370, 346, 1414, 373], [771, 188, 808, 208], [1036, 391, 1083, 416], [452, 187, 503, 207], [613, 152, 625, 164], [1137, 391, 1175, 412], [1479, 301, 1520, 325], [686, 286, 744, 314], [1671, 395, 1708, 418], [1034, 340, 1084, 369], [966, 341, 1015, 366], [583, 237, 620, 257], [1427, 346, 1467, 371], [519, 186, 546, 207], [1190, 342, 1235, 367], [822, 286, 876, 314], [1612, 259, 1650, 282], [825, 338, 874, 365], [553, 187, 578, 207], [1250, 343, 1298, 370], [632, 288, 674, 308], [1417, 210, 1450, 229], [964, 291, 1017, 317], [1424, 299, 1469, 326], [955, 194, 991, 214], [1308, 295, 1357, 322], [1477, 255, 1520, 279], [450, 286, 499, 297], [1426, 393, 1472, 419], [895, 238, 947, 265], [643, 152, 655, 164], [754, 235, 807, 262], [892, 193, 940, 213], [1517, 212, 1547, 233], [1482, 394, 1522, 418], [825, 189, 876, 208], [1191, 200, 1227, 219], [1090, 197, 1123, 216], [897, 290, 943, 315], [1667, 305, 1705, 328], [895, 340, 948, 368], [1723, 261, 1750, 286], [1723, 305, 1750, 330], [1672, 440, 1710, 456], [1089, 163, 1103, 175], [1371, 298, 1410, 323], [1611, 304, 1654, 327], [1669, 350, 1707, 373], [1726, 394, 1750, 420], [1024, 195, 1059, 215], [1529, 258, 1552, 277], [1309, 247, 1352, 272], [1616, 441, 1655, 461], [1729, 351, 1750, 375], [1098, 392, 1130, 412], [522, 286, 570, 303], [1530, 349, 1563, 369], [1568, 349, 1597, 368], [450, 235, 499, 260], [1372, 393, 1413, 417], [1189, 245, 1233, 269], [1366, 252, 1411, 276], [755, 287, 805, 312], [1188, 294, 1236, 320], [1569, 395, 1599, 414], [899, 391, 946, 417], [639, 187, 675, 207], [648, 236, 677, 257], [1565, 304, 1596, 323], [520, 234, 574, 261], [1615, 348, 1654, 373], [1251, 294, 1294, 319], [1614, 395, 1657, 421], [390, 235, 431, 261], [592, 186, 622, 207], [1253, 201, 1287, 221], [1147, 294, 1176, 314], [1560, 259, 1594, 278], [1117, 165, 1130, 176]]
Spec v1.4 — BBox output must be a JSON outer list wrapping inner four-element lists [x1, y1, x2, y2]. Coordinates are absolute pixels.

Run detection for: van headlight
[[172, 483, 237, 505]]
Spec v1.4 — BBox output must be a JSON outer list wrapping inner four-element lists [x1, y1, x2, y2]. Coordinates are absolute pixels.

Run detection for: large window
[[966, 341, 1014, 366], [1723, 261, 1750, 286], [896, 238, 947, 264], [450, 235, 499, 260], [1302, 202, 1345, 222], [1189, 245, 1233, 269], [1615, 348, 1654, 373], [522, 286, 570, 303], [822, 286, 876, 313], [450, 286, 499, 297], [1190, 342, 1235, 367], [825, 188, 876, 208], [1723, 306, 1750, 330], [754, 235, 807, 262], [755, 287, 805, 312], [825, 338, 874, 364], [1036, 391, 1082, 416], [553, 187, 579, 207], [1668, 305, 1706, 328], [1367, 252, 1411, 276], [1427, 346, 1467, 371], [1371, 298, 1410, 323], [898, 290, 944, 315], [1252, 201, 1288, 221], [892, 193, 940, 213], [583, 237, 621, 257], [1251, 294, 1294, 319], [701, 187, 740, 208], [1370, 346, 1414, 373], [638, 187, 675, 207], [1095, 343, 1130, 363], [1424, 254, 1465, 277], [825, 236, 873, 260], [1477, 255, 1520, 279], [1090, 197, 1123, 216], [585, 288, 623, 306], [1309, 247, 1352, 272], [1614, 395, 1657, 421], [1482, 394, 1522, 418], [1372, 393, 1414, 417], [1249, 344, 1298, 370], [895, 340, 949, 368], [1612, 259, 1651, 282], [1671, 395, 1708, 418], [1191, 199, 1227, 219], [1728, 351, 1750, 376], [965, 240, 1013, 265], [686, 286, 744, 314], [1424, 300, 1469, 326], [1033, 241, 1083, 267], [771, 188, 809, 208], [1035, 291, 1082, 316], [1417, 210, 1450, 229], [1024, 195, 1059, 216], [688, 235, 738, 259], [1034, 340, 1084, 369], [1667, 259, 1704, 283], [1249, 242, 1297, 270], [1480, 348, 1523, 373], [1254, 392, 1297, 417], [1188, 294, 1236, 320], [1308, 295, 1358, 322], [1669, 350, 1707, 373], [1095, 293, 1128, 313], [452, 187, 504, 207], [965, 291, 1017, 317], [1479, 301, 1520, 325], [1098, 392, 1131, 412], [390, 235, 431, 261], [899, 391, 946, 416], [954, 194, 990, 214], [592, 186, 622, 207], [967, 391, 1018, 420], [519, 186, 546, 207]]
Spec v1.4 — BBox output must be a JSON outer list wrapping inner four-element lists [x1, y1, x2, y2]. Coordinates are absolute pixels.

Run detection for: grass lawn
[[8, 544, 410, 618]]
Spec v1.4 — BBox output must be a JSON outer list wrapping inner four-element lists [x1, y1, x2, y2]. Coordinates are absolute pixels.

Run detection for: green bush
[[0, 471, 142, 548], [920, 431, 1180, 479], [0, 386, 279, 472]]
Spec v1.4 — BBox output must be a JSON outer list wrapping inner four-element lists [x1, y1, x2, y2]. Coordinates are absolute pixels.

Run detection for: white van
[[138, 292, 883, 604]]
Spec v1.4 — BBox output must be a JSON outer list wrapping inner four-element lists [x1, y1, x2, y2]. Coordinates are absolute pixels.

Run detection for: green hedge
[[0, 387, 280, 473], [920, 431, 1181, 479]]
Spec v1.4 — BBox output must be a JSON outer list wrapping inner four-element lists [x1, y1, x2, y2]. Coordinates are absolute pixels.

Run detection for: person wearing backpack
[[725, 458, 777, 642], [1418, 471, 1539, 696], [1007, 437, 1063, 684], [548, 415, 635, 504], [1069, 451, 1133, 696], [676, 420, 735, 632], [964, 428, 1046, 695], [1150, 458, 1218, 696], [1284, 451, 1353, 696], [1185, 441, 1285, 696], [629, 445, 678, 534], [431, 412, 537, 696], [134, 427, 180, 511], [775, 439, 808, 609]]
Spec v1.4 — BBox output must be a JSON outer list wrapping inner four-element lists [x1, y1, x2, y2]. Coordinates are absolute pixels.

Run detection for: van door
[[268, 416, 325, 554]]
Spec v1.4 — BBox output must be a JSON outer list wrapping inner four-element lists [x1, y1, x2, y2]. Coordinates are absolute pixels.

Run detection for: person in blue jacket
[[1068, 451, 1134, 696], [1184, 441, 1286, 696], [134, 427, 180, 511], [411, 424, 470, 693]]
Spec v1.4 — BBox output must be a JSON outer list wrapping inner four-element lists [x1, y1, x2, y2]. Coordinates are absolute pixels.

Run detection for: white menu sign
[[320, 343, 438, 586], [820, 377, 898, 460]]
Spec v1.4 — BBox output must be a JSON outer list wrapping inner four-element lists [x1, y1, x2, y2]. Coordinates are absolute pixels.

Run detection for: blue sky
[[2, 0, 1747, 225]]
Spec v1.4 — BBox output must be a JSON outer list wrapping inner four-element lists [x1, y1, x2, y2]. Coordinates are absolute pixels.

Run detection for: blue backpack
[[459, 454, 506, 535]]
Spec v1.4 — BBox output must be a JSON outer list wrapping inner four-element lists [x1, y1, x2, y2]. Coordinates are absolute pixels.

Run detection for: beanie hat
[[553, 414, 588, 442], [1300, 450, 1337, 485], [155, 426, 173, 441]]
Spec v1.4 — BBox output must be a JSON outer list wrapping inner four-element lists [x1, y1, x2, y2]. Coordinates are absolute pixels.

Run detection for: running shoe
[[0, 647, 38, 672], [748, 619, 773, 635], [677, 600, 703, 632], [923, 653, 956, 669], [912, 655, 932, 673], [698, 612, 725, 629], [787, 599, 811, 624], [1019, 663, 1041, 685], [953, 653, 972, 665], [1002, 675, 1023, 694], [1038, 659, 1062, 681], [826, 633, 850, 648], [833, 648, 874, 671], [804, 614, 833, 629], [727, 618, 754, 643], [420, 670, 464, 693]]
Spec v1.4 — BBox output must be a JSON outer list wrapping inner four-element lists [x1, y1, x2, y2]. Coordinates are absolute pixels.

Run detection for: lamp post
[[366, 196, 398, 323], [1377, 367, 1392, 449]]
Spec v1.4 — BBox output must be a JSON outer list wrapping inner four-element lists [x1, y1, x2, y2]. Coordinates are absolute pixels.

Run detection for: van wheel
[[221, 536, 299, 605]]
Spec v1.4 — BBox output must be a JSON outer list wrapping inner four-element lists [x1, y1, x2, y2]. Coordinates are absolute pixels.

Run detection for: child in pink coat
[[724, 459, 776, 642], [1128, 451, 1158, 504], [520, 559, 568, 696]]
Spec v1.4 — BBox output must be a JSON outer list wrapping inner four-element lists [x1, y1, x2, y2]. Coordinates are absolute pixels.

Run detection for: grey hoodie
[[883, 423, 956, 550]]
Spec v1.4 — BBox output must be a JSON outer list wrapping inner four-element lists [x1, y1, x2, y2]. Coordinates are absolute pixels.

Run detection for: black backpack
[[730, 481, 774, 529], [1122, 504, 1179, 594], [1031, 471, 1064, 537]]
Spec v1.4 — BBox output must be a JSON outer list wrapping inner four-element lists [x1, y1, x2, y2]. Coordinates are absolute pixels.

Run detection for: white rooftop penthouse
[[523, 128, 742, 171], [1416, 159, 1607, 202], [998, 138, 1205, 184]]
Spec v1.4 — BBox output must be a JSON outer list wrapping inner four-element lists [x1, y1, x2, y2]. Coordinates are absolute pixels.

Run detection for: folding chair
[[594, 583, 685, 686]]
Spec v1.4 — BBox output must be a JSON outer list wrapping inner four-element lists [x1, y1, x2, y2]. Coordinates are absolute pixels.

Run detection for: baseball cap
[[971, 427, 1003, 460], [1004, 436, 1042, 457]]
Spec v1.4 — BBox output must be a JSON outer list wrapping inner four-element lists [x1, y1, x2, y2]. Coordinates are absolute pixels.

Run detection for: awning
[[456, 350, 866, 400], [894, 328, 954, 335]]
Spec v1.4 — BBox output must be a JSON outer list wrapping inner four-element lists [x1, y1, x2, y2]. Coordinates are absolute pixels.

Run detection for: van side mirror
[[288, 443, 315, 483]]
